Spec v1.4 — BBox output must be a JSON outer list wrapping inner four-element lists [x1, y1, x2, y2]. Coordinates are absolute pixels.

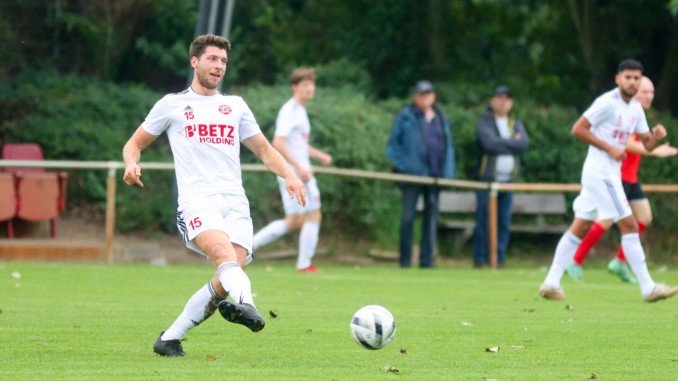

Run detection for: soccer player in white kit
[[539, 59, 677, 303], [252, 68, 332, 272], [122, 35, 306, 356]]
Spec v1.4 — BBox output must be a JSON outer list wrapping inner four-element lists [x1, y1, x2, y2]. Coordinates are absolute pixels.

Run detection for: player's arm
[[626, 135, 678, 157], [571, 116, 626, 161], [637, 124, 668, 153], [244, 134, 307, 206], [122, 126, 159, 187], [272, 135, 311, 182], [308, 145, 332, 166]]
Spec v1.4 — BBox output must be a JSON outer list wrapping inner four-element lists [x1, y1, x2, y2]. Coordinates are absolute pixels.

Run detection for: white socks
[[543, 231, 581, 288], [161, 282, 222, 341], [161, 261, 257, 341], [253, 219, 287, 250], [621, 233, 655, 296], [217, 262, 254, 306], [297, 221, 320, 270]]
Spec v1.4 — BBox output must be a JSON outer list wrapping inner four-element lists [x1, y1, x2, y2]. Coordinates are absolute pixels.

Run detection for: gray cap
[[413, 80, 435, 94], [493, 86, 511, 97]]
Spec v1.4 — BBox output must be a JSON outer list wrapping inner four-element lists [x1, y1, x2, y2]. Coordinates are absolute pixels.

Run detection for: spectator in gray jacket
[[473, 86, 529, 268]]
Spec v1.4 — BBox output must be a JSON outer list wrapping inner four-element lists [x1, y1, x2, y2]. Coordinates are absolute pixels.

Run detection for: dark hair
[[290, 67, 316, 85], [617, 59, 643, 73], [189, 34, 231, 58]]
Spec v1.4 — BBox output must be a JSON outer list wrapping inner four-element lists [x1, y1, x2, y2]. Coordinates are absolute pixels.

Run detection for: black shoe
[[153, 331, 185, 356], [218, 301, 265, 332]]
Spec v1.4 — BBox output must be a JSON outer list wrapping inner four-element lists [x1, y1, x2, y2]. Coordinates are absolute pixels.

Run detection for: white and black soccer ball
[[349, 305, 396, 350]]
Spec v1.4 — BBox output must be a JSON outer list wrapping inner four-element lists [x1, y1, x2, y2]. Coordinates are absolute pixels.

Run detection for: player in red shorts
[[565, 76, 677, 283]]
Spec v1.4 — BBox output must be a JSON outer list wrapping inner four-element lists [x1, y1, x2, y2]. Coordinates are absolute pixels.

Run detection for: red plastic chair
[[0, 172, 16, 238], [2, 143, 46, 174], [2, 143, 68, 237], [16, 173, 61, 237]]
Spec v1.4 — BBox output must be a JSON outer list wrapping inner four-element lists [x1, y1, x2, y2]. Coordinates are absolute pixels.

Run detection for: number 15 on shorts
[[189, 217, 202, 230]]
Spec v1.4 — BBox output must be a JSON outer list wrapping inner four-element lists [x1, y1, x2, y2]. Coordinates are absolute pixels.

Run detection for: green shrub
[[0, 71, 175, 233]]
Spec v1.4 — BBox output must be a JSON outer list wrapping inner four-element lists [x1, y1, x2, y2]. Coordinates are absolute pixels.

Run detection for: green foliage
[[0, 70, 174, 232]]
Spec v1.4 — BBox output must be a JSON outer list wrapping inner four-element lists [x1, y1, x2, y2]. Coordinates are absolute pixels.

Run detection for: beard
[[620, 86, 637, 99], [196, 70, 220, 90]]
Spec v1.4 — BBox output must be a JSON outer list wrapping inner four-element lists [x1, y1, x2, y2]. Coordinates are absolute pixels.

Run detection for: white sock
[[217, 262, 254, 306], [543, 232, 581, 288], [161, 282, 222, 341], [297, 221, 320, 270], [253, 219, 287, 250], [621, 233, 655, 296]]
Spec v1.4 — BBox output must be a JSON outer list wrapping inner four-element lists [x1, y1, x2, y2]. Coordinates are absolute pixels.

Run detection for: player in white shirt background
[[539, 59, 677, 303], [252, 68, 333, 273], [122, 34, 307, 356]]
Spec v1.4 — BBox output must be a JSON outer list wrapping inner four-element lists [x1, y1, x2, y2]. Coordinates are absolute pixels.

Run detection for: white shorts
[[176, 193, 254, 265], [277, 175, 321, 215], [573, 176, 632, 222]]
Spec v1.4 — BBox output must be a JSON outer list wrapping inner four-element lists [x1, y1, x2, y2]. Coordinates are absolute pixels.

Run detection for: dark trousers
[[473, 189, 513, 266], [399, 184, 440, 268]]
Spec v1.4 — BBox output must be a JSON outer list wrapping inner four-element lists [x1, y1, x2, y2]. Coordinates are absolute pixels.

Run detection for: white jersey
[[581, 88, 649, 178], [274, 98, 311, 172], [142, 87, 262, 206]]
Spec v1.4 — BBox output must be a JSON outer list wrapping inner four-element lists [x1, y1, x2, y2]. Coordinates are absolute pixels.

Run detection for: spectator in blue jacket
[[473, 86, 529, 268], [387, 80, 455, 268]]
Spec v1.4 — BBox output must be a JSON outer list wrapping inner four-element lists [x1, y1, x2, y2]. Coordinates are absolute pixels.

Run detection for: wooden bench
[[416, 191, 569, 250]]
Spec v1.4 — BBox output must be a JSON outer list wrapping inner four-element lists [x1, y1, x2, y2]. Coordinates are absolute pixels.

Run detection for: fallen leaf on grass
[[10, 272, 21, 280], [399, 348, 407, 355], [460, 321, 473, 327], [269, 310, 278, 319], [205, 354, 217, 361], [382, 366, 399, 373], [485, 346, 500, 353], [588, 373, 598, 380], [565, 304, 574, 311]]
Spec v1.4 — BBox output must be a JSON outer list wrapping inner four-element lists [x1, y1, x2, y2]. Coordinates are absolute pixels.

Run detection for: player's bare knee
[[569, 219, 592, 238], [617, 217, 638, 234], [308, 210, 322, 224], [285, 215, 303, 230], [208, 241, 236, 265]]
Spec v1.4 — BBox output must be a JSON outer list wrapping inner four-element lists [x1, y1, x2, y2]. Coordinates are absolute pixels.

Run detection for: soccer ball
[[349, 305, 396, 350]]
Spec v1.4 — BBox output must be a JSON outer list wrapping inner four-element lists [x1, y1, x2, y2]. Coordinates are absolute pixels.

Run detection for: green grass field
[[1, 260, 676, 380]]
